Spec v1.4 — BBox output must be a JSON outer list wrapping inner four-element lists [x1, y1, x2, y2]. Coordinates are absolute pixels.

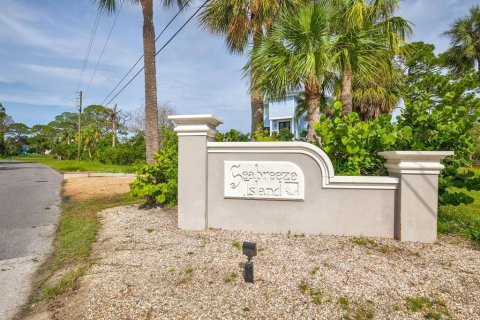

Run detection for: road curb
[[63, 173, 137, 179]]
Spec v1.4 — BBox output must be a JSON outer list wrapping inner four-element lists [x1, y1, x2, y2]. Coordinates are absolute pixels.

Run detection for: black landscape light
[[242, 242, 257, 283]]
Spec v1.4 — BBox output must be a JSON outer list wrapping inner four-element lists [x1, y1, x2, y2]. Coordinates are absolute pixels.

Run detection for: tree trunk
[[341, 66, 353, 116], [477, 57, 480, 83], [305, 77, 321, 144], [141, 0, 160, 164], [250, 27, 264, 134]]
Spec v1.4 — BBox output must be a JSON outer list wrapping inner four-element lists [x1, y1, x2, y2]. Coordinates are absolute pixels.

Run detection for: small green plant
[[232, 240, 242, 250], [299, 281, 308, 294], [339, 298, 375, 319], [339, 296, 350, 310], [405, 296, 450, 319], [309, 288, 323, 305], [176, 267, 194, 285], [168, 268, 176, 273], [299, 281, 323, 305], [351, 237, 376, 246], [310, 266, 320, 275], [224, 271, 238, 283], [146, 228, 155, 233]]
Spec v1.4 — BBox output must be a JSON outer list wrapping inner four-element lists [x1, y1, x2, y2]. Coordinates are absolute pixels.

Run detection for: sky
[[0, 0, 478, 133]]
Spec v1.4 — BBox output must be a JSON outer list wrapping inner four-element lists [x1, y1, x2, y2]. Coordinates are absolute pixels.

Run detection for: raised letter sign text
[[224, 161, 305, 200]]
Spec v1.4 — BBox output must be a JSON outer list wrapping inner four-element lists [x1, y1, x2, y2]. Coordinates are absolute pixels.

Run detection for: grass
[[438, 169, 480, 245], [298, 281, 323, 305], [224, 271, 238, 283], [51, 194, 141, 270], [339, 297, 375, 320], [405, 296, 450, 319], [11, 154, 139, 173], [37, 193, 142, 301], [351, 237, 376, 246], [39, 267, 85, 300]]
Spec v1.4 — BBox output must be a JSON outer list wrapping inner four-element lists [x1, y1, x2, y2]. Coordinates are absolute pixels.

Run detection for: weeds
[[232, 240, 242, 250], [224, 271, 238, 283], [405, 296, 450, 319], [39, 267, 85, 300]]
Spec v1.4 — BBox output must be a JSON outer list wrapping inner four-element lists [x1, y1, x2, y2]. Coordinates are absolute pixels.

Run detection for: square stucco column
[[379, 151, 454, 243], [168, 115, 223, 230]]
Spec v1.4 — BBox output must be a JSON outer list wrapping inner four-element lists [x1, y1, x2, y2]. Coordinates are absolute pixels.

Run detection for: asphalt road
[[0, 161, 62, 320]]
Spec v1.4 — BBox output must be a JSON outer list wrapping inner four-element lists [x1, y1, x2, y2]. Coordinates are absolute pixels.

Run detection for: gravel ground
[[52, 205, 480, 319]]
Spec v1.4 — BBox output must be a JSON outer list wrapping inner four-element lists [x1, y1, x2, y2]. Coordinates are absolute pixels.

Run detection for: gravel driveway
[[51, 206, 480, 319]]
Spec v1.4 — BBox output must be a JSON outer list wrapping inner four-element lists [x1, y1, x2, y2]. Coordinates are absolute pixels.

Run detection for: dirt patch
[[63, 177, 135, 201]]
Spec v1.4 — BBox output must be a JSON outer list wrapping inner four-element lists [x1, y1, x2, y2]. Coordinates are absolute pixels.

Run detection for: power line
[[85, 4, 122, 96], [104, 0, 210, 107], [100, 0, 194, 105], [78, 11, 101, 90]]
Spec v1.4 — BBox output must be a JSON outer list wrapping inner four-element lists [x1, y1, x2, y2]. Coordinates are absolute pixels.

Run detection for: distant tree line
[[0, 102, 175, 166]]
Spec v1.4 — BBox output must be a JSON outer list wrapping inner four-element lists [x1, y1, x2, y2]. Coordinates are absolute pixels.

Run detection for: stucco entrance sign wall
[[169, 114, 454, 243], [224, 161, 305, 200]]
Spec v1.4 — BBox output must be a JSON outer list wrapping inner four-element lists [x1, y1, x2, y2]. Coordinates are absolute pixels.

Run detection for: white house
[[263, 93, 307, 139]]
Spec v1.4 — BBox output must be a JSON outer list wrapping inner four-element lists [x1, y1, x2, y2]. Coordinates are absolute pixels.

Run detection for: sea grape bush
[[130, 126, 178, 205], [314, 102, 401, 176], [314, 92, 480, 205]]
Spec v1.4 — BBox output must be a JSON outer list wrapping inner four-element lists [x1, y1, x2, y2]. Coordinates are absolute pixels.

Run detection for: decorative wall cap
[[379, 151, 454, 161], [168, 114, 223, 127], [168, 114, 223, 138], [208, 141, 399, 190], [379, 151, 454, 175]]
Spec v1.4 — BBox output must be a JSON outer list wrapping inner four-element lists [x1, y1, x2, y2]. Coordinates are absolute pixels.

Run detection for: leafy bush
[[252, 128, 294, 141], [130, 127, 178, 205], [315, 95, 480, 206], [314, 102, 401, 176], [470, 124, 480, 162], [216, 129, 250, 141], [397, 90, 480, 206]]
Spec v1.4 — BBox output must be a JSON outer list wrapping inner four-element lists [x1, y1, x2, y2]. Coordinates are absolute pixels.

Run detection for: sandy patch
[[63, 177, 135, 200]]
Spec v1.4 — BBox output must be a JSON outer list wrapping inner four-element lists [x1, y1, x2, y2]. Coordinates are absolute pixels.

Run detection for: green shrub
[[315, 96, 480, 206], [130, 127, 178, 205], [314, 101, 400, 176], [252, 127, 294, 141], [98, 144, 145, 165], [216, 129, 250, 141]]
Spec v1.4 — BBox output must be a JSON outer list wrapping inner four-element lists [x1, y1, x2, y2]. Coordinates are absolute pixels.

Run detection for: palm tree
[[331, 0, 411, 115], [442, 5, 480, 82], [248, 3, 337, 143], [350, 65, 406, 120], [94, 0, 187, 164], [199, 0, 302, 134]]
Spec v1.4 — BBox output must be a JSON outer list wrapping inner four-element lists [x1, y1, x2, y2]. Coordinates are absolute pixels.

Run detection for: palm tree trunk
[[341, 66, 353, 116], [305, 77, 321, 144], [141, 0, 160, 164], [250, 27, 264, 134], [477, 56, 480, 83]]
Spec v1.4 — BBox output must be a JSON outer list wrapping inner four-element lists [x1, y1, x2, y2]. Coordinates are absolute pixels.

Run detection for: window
[[278, 121, 291, 132]]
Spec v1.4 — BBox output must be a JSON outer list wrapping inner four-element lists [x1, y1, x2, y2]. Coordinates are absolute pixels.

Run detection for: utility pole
[[77, 91, 83, 160], [112, 104, 117, 148]]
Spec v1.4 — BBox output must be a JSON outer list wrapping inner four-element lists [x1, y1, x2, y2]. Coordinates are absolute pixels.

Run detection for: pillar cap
[[168, 114, 223, 138], [379, 151, 454, 175]]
